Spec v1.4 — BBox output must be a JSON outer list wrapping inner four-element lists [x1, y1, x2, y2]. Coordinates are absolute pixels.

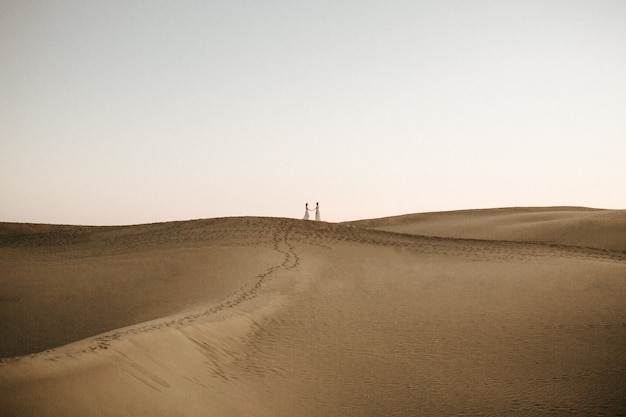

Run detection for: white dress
[[303, 210, 310, 220], [315, 208, 321, 221]]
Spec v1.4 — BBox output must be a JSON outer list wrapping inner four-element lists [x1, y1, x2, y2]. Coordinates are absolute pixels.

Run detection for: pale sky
[[1, 0, 625, 225]]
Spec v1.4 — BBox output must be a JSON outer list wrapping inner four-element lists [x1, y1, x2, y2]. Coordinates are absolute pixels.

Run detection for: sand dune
[[0, 218, 285, 358], [1, 208, 625, 416], [347, 206, 626, 251]]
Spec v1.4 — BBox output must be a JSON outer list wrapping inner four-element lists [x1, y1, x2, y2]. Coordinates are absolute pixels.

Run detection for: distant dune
[[346, 206, 626, 251], [1, 208, 625, 416]]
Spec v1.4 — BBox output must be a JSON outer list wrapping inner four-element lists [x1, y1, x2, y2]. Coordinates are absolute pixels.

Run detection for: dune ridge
[[346, 206, 626, 251], [1, 208, 625, 416]]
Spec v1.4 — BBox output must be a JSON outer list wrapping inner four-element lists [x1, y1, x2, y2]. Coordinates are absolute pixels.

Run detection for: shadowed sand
[[1, 208, 625, 416]]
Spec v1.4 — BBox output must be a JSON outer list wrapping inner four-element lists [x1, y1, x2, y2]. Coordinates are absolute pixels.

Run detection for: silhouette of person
[[303, 203, 310, 220]]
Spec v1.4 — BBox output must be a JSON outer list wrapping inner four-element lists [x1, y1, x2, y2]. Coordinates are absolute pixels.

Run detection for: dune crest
[[1, 209, 625, 416], [347, 207, 626, 251]]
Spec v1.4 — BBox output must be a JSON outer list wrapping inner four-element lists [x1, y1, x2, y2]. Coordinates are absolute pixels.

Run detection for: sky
[[1, 0, 625, 225]]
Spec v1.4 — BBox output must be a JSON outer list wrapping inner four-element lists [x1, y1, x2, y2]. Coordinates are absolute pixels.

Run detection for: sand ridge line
[[84, 224, 300, 355], [0, 223, 301, 363], [283, 219, 623, 265], [418, 234, 626, 263], [331, 226, 626, 264], [346, 208, 626, 253]]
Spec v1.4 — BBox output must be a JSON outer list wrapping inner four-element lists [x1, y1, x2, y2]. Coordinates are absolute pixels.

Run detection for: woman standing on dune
[[303, 203, 310, 220], [315, 202, 321, 221]]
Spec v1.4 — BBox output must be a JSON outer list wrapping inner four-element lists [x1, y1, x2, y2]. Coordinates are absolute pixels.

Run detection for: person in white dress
[[303, 203, 310, 220], [315, 202, 321, 221]]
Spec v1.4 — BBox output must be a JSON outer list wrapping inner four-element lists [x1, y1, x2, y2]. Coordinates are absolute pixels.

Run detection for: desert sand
[[1, 207, 625, 416]]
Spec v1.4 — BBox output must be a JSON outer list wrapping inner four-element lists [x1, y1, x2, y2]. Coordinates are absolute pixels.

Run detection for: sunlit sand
[[1, 207, 625, 416]]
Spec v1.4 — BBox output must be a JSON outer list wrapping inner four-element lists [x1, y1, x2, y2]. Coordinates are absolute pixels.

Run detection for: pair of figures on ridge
[[303, 202, 321, 221]]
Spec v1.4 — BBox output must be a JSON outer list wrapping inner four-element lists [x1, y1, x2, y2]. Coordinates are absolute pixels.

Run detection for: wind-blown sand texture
[[1, 207, 625, 416]]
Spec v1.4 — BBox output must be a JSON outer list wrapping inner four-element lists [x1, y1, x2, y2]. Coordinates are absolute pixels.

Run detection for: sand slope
[[347, 207, 626, 251], [1, 209, 625, 416], [0, 218, 284, 358]]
